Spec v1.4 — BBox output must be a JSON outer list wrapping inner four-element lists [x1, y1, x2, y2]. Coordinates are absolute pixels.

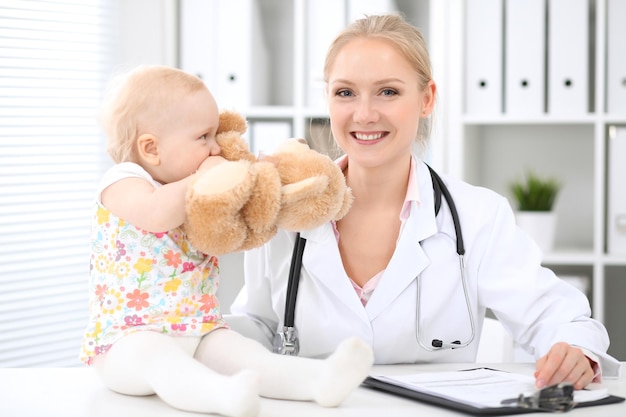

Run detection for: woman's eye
[[381, 89, 398, 96], [335, 89, 353, 97], [198, 134, 207, 141]]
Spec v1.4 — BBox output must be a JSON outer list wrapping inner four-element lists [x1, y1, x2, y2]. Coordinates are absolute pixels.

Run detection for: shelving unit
[[446, 0, 626, 359], [179, 0, 626, 359]]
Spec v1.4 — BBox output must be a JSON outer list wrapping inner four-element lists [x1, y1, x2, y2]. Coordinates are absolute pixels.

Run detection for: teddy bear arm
[[277, 175, 343, 231], [240, 161, 282, 232], [184, 161, 257, 255], [235, 226, 278, 252], [184, 193, 248, 256], [272, 146, 352, 231]]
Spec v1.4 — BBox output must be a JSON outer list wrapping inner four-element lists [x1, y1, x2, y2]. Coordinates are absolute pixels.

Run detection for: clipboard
[[362, 368, 625, 415]]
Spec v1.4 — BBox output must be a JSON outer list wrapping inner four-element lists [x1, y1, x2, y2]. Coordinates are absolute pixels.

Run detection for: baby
[[79, 65, 373, 417]]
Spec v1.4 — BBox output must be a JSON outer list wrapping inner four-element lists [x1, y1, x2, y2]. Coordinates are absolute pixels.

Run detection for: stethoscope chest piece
[[273, 326, 299, 355]]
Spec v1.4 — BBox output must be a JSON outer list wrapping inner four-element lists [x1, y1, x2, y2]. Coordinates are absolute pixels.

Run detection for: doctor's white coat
[[229, 161, 621, 377]]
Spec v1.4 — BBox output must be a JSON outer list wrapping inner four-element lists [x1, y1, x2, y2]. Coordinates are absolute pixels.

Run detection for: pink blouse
[[334, 156, 421, 306]]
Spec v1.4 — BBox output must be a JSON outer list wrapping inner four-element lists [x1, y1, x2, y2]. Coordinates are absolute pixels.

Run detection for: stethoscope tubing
[[427, 166, 465, 256], [285, 234, 306, 327], [276, 165, 475, 354], [415, 254, 476, 351], [416, 167, 475, 350]]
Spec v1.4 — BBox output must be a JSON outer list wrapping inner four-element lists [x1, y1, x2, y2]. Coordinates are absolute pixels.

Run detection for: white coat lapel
[[299, 227, 370, 322], [365, 162, 440, 321], [364, 206, 435, 320]]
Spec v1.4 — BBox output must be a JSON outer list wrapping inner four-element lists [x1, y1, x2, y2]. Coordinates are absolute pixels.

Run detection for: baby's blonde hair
[[99, 65, 206, 163]]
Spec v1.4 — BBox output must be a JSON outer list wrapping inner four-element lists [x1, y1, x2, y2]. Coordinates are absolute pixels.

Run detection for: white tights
[[93, 329, 373, 417]]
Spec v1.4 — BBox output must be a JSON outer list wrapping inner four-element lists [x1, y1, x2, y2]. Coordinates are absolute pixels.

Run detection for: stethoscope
[[272, 165, 476, 355]]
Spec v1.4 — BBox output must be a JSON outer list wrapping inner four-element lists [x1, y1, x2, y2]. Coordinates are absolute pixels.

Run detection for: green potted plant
[[510, 171, 561, 211], [509, 171, 562, 252]]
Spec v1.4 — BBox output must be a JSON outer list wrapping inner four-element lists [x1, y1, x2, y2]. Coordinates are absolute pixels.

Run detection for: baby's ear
[[136, 133, 160, 165]]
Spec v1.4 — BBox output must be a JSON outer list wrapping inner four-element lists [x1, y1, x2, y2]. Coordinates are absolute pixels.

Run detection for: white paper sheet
[[372, 368, 608, 409]]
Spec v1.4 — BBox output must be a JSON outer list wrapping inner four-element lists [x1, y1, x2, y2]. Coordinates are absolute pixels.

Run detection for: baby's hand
[[197, 155, 227, 173]]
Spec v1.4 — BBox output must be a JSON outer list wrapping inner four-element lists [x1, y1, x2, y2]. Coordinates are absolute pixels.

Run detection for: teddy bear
[[184, 110, 353, 255]]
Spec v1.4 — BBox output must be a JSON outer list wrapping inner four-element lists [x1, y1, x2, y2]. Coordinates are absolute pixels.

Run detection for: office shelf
[[448, 0, 625, 359]]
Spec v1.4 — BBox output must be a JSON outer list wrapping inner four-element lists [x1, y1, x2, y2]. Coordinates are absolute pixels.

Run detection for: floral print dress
[[80, 163, 227, 365]]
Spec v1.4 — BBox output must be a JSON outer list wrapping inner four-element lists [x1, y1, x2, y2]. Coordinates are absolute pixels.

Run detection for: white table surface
[[1, 363, 625, 416]]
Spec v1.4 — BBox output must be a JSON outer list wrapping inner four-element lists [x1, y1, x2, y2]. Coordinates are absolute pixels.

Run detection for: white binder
[[505, 0, 546, 115], [607, 126, 626, 254], [465, 0, 503, 115], [213, 0, 269, 111], [306, 0, 346, 109], [179, 0, 268, 111], [607, 0, 626, 114], [179, 0, 218, 84], [547, 0, 589, 115]]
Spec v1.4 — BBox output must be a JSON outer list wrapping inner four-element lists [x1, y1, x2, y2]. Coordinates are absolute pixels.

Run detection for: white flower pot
[[515, 211, 557, 252]]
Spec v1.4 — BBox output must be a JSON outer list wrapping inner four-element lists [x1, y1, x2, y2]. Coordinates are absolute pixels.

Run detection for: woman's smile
[[352, 131, 387, 142]]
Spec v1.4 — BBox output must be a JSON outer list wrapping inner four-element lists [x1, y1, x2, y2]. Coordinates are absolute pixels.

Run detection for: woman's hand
[[534, 342, 595, 390]]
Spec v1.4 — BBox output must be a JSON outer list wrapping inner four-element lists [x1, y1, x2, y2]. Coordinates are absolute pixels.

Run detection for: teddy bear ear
[[217, 110, 248, 135]]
